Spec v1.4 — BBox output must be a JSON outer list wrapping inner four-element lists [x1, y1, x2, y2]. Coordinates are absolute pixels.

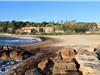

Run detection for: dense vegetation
[[0, 20, 98, 34]]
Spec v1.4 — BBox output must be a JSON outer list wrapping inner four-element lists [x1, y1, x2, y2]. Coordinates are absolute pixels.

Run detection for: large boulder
[[52, 48, 79, 75], [53, 60, 77, 75], [38, 58, 54, 75], [59, 47, 77, 60]]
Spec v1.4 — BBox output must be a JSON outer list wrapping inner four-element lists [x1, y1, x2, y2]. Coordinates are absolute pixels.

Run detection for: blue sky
[[0, 1, 100, 22], [0, 0, 100, 1]]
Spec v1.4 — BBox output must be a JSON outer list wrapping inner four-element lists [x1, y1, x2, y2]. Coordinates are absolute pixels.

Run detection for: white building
[[96, 23, 100, 28], [44, 27, 54, 33]]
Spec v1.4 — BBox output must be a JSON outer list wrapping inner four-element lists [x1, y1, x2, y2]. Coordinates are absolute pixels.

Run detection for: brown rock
[[53, 61, 77, 75], [94, 48, 100, 60], [60, 47, 77, 60], [4, 69, 16, 75], [35, 52, 49, 62], [52, 47, 79, 75], [38, 59, 48, 71], [25, 68, 43, 75]]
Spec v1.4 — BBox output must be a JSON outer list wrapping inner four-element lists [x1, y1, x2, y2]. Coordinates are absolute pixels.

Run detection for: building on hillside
[[44, 26, 54, 33], [16, 26, 54, 34], [16, 27, 34, 33], [96, 23, 100, 28], [33, 26, 54, 33]]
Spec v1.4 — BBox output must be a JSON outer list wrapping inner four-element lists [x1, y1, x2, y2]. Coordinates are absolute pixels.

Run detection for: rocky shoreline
[[3, 46, 100, 75], [0, 34, 100, 75], [3, 47, 83, 75]]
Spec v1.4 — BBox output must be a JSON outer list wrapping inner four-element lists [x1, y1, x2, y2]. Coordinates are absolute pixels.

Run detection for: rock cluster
[[76, 48, 100, 75], [3, 47, 82, 75], [37, 47, 81, 75], [52, 48, 79, 75]]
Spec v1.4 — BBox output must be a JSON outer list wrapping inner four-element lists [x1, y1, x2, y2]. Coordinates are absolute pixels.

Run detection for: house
[[44, 27, 54, 33], [16, 27, 34, 33], [16, 26, 54, 34], [33, 26, 54, 33], [96, 23, 100, 28]]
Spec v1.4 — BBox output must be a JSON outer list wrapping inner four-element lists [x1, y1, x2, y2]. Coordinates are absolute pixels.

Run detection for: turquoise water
[[0, 36, 41, 46]]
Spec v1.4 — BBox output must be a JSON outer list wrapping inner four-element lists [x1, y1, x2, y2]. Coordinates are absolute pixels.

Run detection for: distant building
[[96, 23, 100, 28], [16, 26, 54, 34], [16, 27, 33, 33], [44, 27, 54, 33]]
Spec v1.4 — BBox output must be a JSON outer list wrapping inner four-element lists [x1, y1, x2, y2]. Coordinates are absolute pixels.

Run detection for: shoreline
[[0, 33, 100, 49], [1, 34, 100, 75], [0, 33, 61, 50]]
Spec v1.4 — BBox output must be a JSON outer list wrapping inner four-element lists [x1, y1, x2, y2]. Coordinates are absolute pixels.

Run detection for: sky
[[0, 1, 100, 22], [0, 0, 100, 1]]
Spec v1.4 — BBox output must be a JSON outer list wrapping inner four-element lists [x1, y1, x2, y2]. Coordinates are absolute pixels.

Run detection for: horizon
[[0, 1, 100, 22], [0, 20, 98, 23]]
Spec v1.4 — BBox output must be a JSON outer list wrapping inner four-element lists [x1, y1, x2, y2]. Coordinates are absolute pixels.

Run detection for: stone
[[4, 69, 16, 75], [43, 58, 54, 75], [60, 48, 77, 60], [53, 60, 77, 75], [38, 59, 48, 71], [51, 47, 79, 75], [33, 48, 40, 53], [38, 58, 54, 75], [53, 54, 62, 62], [76, 52, 100, 75], [25, 68, 43, 75], [86, 47, 94, 52], [35, 52, 47, 60], [94, 48, 100, 60]]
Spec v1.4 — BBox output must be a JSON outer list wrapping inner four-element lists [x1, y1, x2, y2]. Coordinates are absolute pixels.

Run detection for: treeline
[[0, 21, 57, 33], [63, 22, 97, 33], [0, 20, 98, 34]]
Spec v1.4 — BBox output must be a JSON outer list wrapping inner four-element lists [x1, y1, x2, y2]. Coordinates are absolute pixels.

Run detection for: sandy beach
[[48, 35, 100, 47], [1, 34, 100, 48], [21, 35, 100, 48]]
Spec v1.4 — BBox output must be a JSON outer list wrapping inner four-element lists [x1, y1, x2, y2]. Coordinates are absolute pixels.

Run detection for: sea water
[[0, 36, 41, 46]]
